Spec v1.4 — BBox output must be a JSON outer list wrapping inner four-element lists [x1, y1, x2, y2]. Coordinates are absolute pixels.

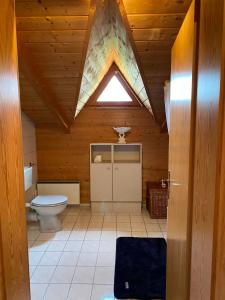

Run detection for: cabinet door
[[90, 163, 112, 202], [113, 164, 142, 202]]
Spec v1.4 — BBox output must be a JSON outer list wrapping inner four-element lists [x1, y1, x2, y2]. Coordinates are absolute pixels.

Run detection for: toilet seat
[[31, 195, 67, 207]]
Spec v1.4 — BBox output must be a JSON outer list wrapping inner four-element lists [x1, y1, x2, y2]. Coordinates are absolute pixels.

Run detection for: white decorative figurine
[[113, 127, 131, 144]]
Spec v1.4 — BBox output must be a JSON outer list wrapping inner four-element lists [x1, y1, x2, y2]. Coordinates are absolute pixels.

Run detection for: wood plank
[[132, 28, 179, 41], [18, 30, 87, 43], [39, 68, 81, 78], [31, 53, 82, 66], [146, 76, 170, 84], [16, 16, 88, 31], [41, 77, 80, 86], [135, 40, 174, 51], [139, 53, 171, 63], [128, 13, 185, 29], [22, 42, 84, 53], [123, 0, 192, 14], [0, 0, 30, 298], [144, 67, 171, 77], [16, 0, 90, 17]]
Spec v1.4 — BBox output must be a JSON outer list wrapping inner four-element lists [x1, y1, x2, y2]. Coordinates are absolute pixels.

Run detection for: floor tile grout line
[[28, 207, 167, 299]]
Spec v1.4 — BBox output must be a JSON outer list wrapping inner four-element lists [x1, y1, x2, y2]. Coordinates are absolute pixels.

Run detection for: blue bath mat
[[114, 237, 166, 299]]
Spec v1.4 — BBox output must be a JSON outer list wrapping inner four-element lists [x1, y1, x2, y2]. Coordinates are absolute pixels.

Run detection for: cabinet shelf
[[113, 144, 141, 163], [91, 145, 112, 163], [90, 143, 142, 207]]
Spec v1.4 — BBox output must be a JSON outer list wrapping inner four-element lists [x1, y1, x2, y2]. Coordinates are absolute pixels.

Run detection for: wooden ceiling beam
[[18, 44, 71, 132]]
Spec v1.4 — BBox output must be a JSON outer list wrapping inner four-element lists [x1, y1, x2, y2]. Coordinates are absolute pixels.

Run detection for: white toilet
[[24, 166, 68, 232], [31, 195, 68, 232]]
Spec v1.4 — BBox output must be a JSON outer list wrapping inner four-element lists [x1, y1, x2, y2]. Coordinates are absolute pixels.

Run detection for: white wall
[[21, 112, 37, 202]]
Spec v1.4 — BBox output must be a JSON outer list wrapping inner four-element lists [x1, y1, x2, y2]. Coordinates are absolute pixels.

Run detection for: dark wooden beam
[[18, 44, 71, 132]]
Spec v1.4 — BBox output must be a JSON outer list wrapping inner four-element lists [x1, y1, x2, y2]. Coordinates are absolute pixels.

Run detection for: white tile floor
[[27, 206, 167, 300]]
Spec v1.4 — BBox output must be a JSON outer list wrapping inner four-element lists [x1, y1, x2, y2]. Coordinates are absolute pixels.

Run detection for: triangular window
[[97, 75, 132, 102], [74, 0, 153, 117], [87, 63, 142, 108]]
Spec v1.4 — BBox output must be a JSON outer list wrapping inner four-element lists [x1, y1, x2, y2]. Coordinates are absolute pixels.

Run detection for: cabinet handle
[[107, 167, 111, 170], [115, 167, 118, 170]]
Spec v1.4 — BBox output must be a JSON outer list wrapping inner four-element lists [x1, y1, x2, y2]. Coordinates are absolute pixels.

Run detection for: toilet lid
[[31, 195, 68, 207]]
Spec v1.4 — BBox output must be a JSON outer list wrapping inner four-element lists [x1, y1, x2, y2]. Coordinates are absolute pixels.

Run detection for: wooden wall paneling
[[166, 1, 198, 299], [190, 0, 225, 299], [0, 0, 30, 298], [36, 107, 169, 204]]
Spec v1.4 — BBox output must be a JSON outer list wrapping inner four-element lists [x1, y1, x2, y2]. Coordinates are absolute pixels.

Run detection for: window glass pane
[[97, 76, 132, 102]]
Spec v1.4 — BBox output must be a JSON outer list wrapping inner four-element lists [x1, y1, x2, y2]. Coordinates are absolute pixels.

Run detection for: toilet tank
[[24, 166, 32, 191]]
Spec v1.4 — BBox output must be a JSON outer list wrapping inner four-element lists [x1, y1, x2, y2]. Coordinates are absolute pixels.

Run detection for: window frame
[[87, 63, 143, 108]]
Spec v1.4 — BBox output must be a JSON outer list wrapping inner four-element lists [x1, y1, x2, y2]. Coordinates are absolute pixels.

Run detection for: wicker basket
[[146, 182, 168, 219], [150, 189, 168, 219]]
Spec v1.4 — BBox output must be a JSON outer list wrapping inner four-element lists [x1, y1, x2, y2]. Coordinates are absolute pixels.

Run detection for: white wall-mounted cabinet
[[90, 143, 142, 212]]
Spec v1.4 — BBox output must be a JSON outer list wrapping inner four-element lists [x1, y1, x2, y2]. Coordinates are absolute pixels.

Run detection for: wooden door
[[113, 164, 142, 202], [90, 164, 113, 202], [0, 0, 30, 298], [166, 1, 198, 300], [190, 0, 225, 299]]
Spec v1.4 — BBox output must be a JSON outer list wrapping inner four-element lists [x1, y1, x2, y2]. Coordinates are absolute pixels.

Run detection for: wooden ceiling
[[16, 0, 191, 129], [121, 0, 192, 124], [16, 0, 92, 130]]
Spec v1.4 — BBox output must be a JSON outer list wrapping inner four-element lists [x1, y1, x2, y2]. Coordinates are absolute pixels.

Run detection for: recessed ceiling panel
[[75, 0, 153, 117]]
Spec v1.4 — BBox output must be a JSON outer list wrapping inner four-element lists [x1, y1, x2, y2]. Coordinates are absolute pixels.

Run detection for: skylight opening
[[97, 75, 132, 102]]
